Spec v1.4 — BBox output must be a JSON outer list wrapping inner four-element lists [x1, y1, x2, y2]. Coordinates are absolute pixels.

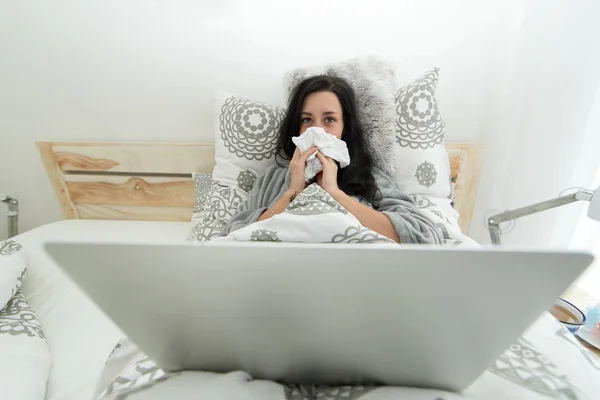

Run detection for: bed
[[5, 140, 598, 400]]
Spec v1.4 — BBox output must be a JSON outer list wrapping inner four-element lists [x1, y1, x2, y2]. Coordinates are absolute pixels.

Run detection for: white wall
[[3, 0, 599, 247], [0, 0, 528, 237]]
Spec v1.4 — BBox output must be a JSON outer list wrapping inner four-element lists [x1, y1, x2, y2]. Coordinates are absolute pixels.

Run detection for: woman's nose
[[314, 121, 325, 129]]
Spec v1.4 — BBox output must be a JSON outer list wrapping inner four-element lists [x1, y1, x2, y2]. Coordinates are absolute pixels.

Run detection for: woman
[[222, 75, 444, 244]]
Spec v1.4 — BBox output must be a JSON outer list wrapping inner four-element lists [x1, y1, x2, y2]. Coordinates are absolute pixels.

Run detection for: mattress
[[15, 220, 192, 400]]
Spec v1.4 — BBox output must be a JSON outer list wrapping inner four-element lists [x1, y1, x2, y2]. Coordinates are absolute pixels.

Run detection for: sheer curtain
[[554, 64, 600, 300], [571, 168, 600, 299], [469, 0, 600, 247]]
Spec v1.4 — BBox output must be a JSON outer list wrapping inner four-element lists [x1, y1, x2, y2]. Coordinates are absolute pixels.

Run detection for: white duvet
[[95, 311, 600, 400], [92, 191, 600, 399], [221, 183, 478, 247], [225, 184, 397, 244]]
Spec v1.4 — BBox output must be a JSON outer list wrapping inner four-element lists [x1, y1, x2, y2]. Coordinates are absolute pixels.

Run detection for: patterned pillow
[[282, 55, 397, 176], [188, 182, 247, 243], [393, 68, 452, 199], [212, 91, 285, 193], [411, 194, 461, 231], [190, 172, 214, 227], [0, 240, 51, 400], [0, 240, 26, 309]]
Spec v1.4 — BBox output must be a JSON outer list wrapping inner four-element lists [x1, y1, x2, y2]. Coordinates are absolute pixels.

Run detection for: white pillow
[[0, 239, 26, 309], [188, 181, 247, 243], [393, 68, 452, 199], [0, 240, 51, 400], [212, 91, 285, 192]]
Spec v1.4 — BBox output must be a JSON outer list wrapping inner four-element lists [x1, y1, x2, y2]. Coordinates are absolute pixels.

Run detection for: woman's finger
[[315, 151, 329, 166], [299, 146, 318, 162], [317, 152, 335, 163]]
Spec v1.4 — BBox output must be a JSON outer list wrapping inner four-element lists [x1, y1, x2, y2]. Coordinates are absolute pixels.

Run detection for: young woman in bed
[[222, 75, 443, 244]]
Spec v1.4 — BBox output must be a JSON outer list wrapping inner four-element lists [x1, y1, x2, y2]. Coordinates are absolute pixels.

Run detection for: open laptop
[[44, 240, 593, 392]]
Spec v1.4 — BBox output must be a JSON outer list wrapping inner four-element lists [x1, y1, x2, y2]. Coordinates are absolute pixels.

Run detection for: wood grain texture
[[56, 152, 120, 171], [51, 142, 214, 173], [446, 143, 484, 233], [66, 176, 194, 207], [63, 175, 192, 184], [447, 149, 463, 183], [36, 142, 78, 218], [37, 141, 484, 235], [75, 204, 191, 221]]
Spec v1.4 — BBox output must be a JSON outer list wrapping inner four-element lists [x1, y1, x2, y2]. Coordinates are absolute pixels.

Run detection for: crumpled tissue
[[291, 127, 351, 182]]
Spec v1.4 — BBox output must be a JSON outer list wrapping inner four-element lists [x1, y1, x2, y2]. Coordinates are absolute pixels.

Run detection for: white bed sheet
[[15, 220, 192, 400]]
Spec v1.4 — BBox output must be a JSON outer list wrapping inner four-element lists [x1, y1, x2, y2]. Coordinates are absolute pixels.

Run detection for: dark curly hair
[[275, 75, 379, 205]]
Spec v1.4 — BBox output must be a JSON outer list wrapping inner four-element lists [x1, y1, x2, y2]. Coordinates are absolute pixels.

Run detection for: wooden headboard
[[37, 142, 483, 234]]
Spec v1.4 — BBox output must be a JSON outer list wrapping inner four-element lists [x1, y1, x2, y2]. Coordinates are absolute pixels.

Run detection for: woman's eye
[[325, 117, 336, 123], [301, 117, 312, 124]]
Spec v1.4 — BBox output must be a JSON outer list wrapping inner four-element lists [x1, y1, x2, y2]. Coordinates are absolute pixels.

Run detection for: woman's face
[[299, 91, 344, 139]]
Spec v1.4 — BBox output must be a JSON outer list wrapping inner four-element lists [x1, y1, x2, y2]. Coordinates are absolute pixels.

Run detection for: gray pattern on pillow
[[0, 240, 21, 255], [395, 68, 445, 150], [1, 240, 26, 308], [192, 173, 213, 214], [0, 291, 45, 340], [393, 68, 452, 199], [188, 183, 247, 243], [219, 96, 285, 162], [212, 92, 285, 191]]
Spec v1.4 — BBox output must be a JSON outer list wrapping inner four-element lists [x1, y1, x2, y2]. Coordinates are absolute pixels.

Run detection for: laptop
[[44, 240, 593, 392]]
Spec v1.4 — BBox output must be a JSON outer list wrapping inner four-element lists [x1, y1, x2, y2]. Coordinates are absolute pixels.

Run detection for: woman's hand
[[316, 152, 339, 194], [289, 146, 318, 195]]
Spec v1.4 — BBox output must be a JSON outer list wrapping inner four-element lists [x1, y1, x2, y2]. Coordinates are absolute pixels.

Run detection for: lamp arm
[[487, 189, 594, 245]]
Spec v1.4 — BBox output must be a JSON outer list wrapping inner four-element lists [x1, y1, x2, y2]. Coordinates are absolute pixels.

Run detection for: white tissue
[[291, 127, 351, 182]]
